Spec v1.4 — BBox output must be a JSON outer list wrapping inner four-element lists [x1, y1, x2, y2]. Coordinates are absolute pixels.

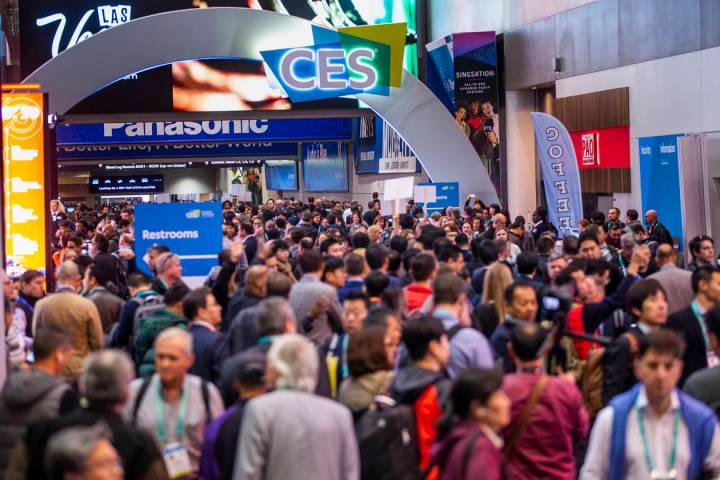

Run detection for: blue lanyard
[[156, 379, 189, 445], [618, 255, 627, 276], [691, 301, 710, 350], [16, 296, 33, 311], [636, 402, 680, 476]]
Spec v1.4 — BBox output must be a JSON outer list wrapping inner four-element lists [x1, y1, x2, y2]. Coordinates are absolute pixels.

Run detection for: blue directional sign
[[134, 202, 222, 277]]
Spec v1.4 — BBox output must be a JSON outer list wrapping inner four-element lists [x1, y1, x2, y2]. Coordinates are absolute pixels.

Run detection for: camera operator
[[558, 245, 651, 361]]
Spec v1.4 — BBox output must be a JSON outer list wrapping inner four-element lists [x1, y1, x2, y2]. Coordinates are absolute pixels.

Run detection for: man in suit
[[645, 209, 673, 246], [185, 287, 229, 384], [666, 266, 720, 387], [235, 334, 359, 480], [238, 222, 259, 264], [289, 249, 342, 346], [32, 261, 104, 380], [648, 243, 693, 314]]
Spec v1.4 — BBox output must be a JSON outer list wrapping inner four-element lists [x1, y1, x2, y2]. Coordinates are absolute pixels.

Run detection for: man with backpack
[[387, 314, 452, 480], [134, 284, 190, 376], [602, 279, 669, 406], [108, 271, 163, 351], [125, 328, 224, 479], [431, 274, 493, 378]]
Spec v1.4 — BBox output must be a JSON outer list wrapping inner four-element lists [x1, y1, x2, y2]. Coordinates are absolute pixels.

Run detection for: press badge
[[162, 442, 192, 479]]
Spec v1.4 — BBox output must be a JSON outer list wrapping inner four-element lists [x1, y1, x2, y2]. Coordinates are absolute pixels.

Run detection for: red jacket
[[405, 284, 433, 313]]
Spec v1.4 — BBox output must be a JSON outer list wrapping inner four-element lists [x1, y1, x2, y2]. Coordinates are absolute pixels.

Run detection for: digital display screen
[[89, 175, 164, 193], [20, 0, 417, 114], [302, 142, 349, 192], [265, 160, 298, 191]]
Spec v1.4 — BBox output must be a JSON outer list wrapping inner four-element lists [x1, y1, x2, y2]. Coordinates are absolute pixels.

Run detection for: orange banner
[[2, 91, 47, 276]]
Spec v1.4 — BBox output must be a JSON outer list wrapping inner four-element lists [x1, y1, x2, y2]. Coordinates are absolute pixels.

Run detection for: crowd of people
[[2, 194, 720, 479]]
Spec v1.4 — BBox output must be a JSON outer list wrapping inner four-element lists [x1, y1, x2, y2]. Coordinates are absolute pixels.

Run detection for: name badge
[[650, 469, 677, 480], [162, 442, 192, 479], [708, 351, 719, 368]]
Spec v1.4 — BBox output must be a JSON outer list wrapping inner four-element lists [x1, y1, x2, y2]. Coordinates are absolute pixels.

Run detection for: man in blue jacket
[[581, 330, 720, 479]]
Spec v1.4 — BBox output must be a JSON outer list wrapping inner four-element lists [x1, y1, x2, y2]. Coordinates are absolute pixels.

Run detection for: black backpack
[[355, 396, 422, 480]]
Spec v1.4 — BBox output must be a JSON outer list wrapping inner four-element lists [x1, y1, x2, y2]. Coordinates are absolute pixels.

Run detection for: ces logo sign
[[261, 23, 406, 103]]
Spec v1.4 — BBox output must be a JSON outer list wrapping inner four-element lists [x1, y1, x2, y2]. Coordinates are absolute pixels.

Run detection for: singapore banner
[[531, 112, 583, 238]]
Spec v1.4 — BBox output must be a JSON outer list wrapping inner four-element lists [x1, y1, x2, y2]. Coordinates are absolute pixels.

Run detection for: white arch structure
[[22, 7, 499, 204]]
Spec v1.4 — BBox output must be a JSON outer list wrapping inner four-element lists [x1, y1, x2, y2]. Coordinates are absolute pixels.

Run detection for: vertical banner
[[639, 134, 685, 246], [2, 91, 49, 276], [134, 202, 222, 278], [353, 116, 419, 175], [531, 113, 583, 238], [425, 35, 455, 114], [452, 32, 502, 201]]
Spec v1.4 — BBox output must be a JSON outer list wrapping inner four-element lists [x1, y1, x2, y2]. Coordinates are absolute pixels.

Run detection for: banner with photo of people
[[426, 31, 501, 201]]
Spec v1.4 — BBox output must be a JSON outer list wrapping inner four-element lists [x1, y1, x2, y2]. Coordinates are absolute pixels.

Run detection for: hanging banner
[[531, 112, 583, 238], [639, 134, 685, 246], [452, 32, 501, 200], [1, 90, 50, 277], [425, 35, 455, 114], [354, 116, 419, 175]]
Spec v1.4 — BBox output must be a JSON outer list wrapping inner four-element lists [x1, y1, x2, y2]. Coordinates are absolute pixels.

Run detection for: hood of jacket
[[1, 369, 66, 409], [390, 365, 444, 405]]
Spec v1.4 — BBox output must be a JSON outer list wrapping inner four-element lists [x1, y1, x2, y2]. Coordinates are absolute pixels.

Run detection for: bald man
[[482, 212, 507, 240], [644, 209, 673, 246], [648, 243, 693, 313]]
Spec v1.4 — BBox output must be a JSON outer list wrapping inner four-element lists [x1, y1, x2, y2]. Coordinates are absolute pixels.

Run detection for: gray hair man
[[45, 423, 123, 480], [125, 328, 223, 478], [7, 350, 168, 480], [152, 253, 187, 295], [235, 334, 359, 480]]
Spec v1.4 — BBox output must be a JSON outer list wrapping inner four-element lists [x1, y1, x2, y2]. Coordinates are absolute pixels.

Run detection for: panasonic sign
[[103, 119, 269, 138]]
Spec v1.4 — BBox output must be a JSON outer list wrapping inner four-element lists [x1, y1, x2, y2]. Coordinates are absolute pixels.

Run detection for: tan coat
[[32, 292, 103, 379]]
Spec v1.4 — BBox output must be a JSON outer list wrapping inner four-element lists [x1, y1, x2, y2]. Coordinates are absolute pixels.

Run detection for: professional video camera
[[535, 284, 611, 374]]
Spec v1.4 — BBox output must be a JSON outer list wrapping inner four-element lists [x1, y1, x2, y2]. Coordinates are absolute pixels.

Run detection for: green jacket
[[133, 308, 188, 377]]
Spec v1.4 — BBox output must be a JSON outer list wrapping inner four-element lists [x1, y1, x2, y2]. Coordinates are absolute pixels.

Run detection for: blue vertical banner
[[134, 202, 222, 277], [425, 35, 455, 114], [531, 113, 583, 238], [639, 134, 685, 246]]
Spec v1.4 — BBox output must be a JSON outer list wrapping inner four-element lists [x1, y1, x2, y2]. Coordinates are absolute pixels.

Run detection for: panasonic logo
[[141, 229, 199, 240], [103, 120, 269, 138]]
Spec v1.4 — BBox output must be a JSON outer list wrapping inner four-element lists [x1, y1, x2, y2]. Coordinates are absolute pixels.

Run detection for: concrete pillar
[[505, 89, 537, 219]]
